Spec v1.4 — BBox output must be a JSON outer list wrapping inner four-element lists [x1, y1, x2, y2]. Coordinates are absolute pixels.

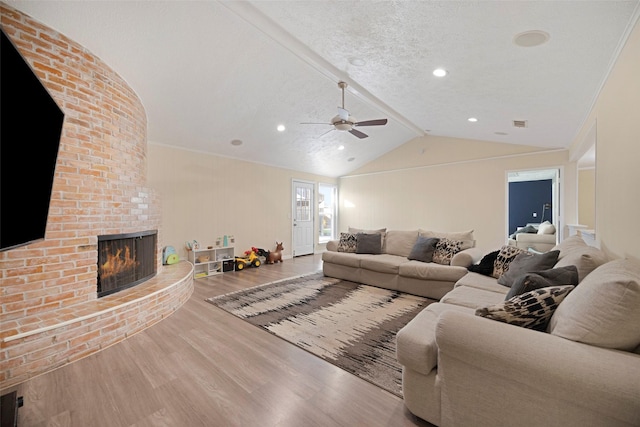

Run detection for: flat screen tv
[[1, 29, 65, 251]]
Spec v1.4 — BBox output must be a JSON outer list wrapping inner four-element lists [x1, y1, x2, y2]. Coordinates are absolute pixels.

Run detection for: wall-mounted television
[[1, 29, 65, 251]]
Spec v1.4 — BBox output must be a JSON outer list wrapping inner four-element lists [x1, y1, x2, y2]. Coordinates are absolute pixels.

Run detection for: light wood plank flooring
[[11, 255, 433, 427]]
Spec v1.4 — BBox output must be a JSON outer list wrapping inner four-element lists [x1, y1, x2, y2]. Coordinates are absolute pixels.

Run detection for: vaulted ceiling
[[7, 1, 639, 177]]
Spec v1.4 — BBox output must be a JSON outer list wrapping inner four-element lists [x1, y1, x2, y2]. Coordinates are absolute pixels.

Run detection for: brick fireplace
[[97, 230, 158, 297], [0, 4, 193, 392]]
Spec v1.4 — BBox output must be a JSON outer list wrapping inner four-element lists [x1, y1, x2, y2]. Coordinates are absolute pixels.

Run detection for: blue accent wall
[[509, 180, 553, 235]]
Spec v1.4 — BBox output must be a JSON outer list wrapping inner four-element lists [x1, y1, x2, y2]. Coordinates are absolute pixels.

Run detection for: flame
[[100, 246, 139, 279]]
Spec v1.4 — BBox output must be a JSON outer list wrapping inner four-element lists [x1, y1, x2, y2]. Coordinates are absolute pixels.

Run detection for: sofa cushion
[[552, 234, 587, 258], [454, 272, 511, 294], [321, 250, 363, 268], [420, 229, 475, 250], [475, 285, 574, 330], [359, 254, 406, 274], [337, 232, 357, 253], [548, 259, 640, 351], [553, 246, 608, 282], [505, 265, 579, 300], [385, 230, 419, 257], [355, 233, 382, 254], [399, 261, 469, 282], [492, 245, 528, 279], [407, 236, 439, 262], [468, 250, 499, 276], [440, 285, 507, 309], [432, 239, 463, 265], [497, 250, 560, 287], [396, 302, 473, 375]]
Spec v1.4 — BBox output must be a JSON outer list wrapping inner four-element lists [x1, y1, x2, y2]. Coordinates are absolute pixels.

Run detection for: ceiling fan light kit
[[301, 81, 388, 139]]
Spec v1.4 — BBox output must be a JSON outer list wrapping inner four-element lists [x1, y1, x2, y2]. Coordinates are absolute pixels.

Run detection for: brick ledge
[[2, 261, 193, 343]]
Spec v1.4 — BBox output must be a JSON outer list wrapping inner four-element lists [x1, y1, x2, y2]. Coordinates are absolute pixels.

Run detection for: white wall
[[339, 137, 575, 254], [570, 17, 640, 260], [147, 144, 336, 260]]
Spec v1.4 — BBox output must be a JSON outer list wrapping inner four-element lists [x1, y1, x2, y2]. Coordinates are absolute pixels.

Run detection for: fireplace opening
[[97, 230, 157, 298]]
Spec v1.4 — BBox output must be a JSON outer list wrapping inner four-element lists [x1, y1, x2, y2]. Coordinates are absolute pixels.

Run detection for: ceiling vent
[[513, 120, 528, 128]]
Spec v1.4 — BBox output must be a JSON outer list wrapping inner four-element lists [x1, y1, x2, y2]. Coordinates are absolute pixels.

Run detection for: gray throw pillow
[[497, 250, 560, 288], [505, 265, 579, 300], [407, 236, 439, 262], [355, 233, 382, 254]]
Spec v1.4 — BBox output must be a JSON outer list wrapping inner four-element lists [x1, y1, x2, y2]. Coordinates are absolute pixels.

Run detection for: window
[[318, 183, 337, 243]]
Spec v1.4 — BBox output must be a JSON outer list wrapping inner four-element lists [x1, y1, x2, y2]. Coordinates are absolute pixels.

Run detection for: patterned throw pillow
[[337, 232, 357, 253], [432, 238, 463, 265], [492, 245, 530, 279], [475, 285, 574, 330]]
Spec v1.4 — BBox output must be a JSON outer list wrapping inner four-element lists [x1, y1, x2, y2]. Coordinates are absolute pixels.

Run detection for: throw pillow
[[468, 250, 500, 276], [407, 236, 439, 262], [505, 265, 579, 300], [420, 229, 475, 250], [432, 238, 463, 265], [475, 285, 574, 331], [548, 259, 640, 351], [509, 225, 537, 239], [537, 221, 556, 235], [497, 250, 560, 288], [355, 233, 382, 254], [492, 245, 528, 279], [337, 232, 357, 253]]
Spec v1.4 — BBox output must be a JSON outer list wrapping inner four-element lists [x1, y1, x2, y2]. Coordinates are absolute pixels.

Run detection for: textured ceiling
[[6, 1, 639, 177]]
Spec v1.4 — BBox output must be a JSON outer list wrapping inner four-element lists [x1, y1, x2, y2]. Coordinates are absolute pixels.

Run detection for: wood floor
[[11, 255, 433, 427]]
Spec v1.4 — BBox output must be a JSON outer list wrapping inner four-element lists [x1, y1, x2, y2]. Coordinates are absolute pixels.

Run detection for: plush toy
[[162, 246, 179, 265], [267, 241, 284, 264]]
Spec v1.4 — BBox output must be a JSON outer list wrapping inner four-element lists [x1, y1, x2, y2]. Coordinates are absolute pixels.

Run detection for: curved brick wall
[[0, 4, 192, 390]]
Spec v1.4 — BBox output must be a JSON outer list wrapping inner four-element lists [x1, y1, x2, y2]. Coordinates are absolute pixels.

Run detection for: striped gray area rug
[[206, 272, 434, 397]]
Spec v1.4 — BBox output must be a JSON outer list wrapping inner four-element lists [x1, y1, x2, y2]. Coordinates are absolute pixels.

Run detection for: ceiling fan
[[301, 81, 388, 139]]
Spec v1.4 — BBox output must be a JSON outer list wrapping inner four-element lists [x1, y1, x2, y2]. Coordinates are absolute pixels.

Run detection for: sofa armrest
[[436, 310, 640, 426], [325, 239, 339, 252], [450, 247, 484, 267]]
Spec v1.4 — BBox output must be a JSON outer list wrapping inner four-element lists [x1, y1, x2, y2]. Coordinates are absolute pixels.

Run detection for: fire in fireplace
[[97, 230, 157, 297]]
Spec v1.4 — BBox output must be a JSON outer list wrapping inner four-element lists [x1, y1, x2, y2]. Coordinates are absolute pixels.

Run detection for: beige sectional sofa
[[322, 228, 483, 300], [396, 236, 640, 427]]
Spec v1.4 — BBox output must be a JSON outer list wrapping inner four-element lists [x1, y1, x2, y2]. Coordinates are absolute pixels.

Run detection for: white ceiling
[[7, 1, 639, 177]]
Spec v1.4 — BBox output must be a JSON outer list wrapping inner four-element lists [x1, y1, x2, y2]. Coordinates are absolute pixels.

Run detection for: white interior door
[[292, 180, 314, 256]]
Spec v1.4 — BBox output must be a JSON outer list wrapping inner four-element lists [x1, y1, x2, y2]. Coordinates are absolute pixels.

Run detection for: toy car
[[235, 251, 261, 270]]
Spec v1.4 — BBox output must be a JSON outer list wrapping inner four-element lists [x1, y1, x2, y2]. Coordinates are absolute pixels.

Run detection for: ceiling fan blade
[[338, 107, 349, 121], [317, 128, 336, 139], [349, 128, 368, 139], [355, 118, 388, 127], [300, 122, 332, 125]]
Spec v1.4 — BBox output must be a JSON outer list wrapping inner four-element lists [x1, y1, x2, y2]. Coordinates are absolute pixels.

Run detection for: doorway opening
[[506, 168, 561, 243]]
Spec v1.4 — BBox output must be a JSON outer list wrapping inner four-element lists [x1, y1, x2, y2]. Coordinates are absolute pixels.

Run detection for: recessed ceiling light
[[231, 139, 243, 146], [338, 145, 345, 150], [513, 30, 550, 47], [349, 57, 366, 66], [433, 68, 447, 77], [277, 124, 286, 132], [468, 117, 478, 122]]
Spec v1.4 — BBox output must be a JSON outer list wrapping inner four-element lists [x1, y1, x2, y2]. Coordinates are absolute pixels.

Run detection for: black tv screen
[[1, 29, 65, 251]]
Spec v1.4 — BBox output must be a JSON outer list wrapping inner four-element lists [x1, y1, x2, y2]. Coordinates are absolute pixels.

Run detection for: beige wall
[[147, 144, 336, 260], [339, 138, 575, 254], [578, 168, 596, 229], [570, 17, 640, 260]]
